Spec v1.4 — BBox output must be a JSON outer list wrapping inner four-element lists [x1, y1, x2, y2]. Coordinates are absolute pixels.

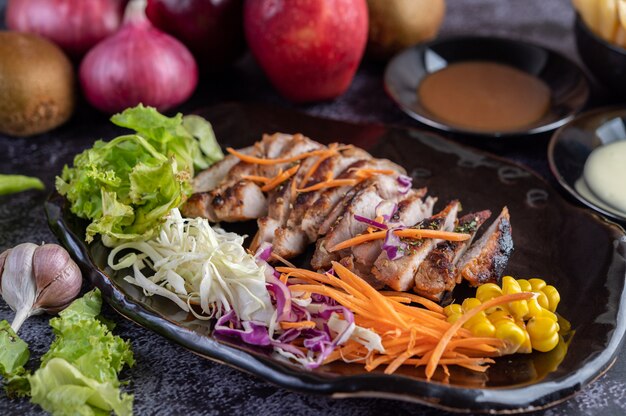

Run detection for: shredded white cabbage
[[327, 313, 385, 353], [107, 208, 273, 323]]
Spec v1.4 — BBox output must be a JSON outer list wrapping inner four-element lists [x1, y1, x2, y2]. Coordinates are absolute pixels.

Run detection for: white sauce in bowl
[[575, 140, 626, 217]]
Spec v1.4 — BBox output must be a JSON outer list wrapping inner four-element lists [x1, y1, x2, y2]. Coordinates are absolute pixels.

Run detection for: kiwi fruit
[[0, 32, 75, 137]]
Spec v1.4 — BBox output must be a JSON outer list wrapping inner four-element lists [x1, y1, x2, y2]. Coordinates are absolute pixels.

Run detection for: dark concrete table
[[1, 0, 624, 415]]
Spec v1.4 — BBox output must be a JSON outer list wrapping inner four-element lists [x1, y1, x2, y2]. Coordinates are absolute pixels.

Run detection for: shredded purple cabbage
[[354, 214, 388, 230], [216, 256, 359, 370], [375, 201, 398, 221], [254, 242, 273, 262], [382, 226, 407, 261], [397, 175, 412, 194], [214, 311, 272, 346]]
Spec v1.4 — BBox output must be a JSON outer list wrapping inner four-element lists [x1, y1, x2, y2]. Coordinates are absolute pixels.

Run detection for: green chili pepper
[[0, 175, 45, 196]]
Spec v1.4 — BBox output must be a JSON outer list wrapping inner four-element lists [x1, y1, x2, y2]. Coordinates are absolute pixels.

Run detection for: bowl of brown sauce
[[384, 36, 589, 137]]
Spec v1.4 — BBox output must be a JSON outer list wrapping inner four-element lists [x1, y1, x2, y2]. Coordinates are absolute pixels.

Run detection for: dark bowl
[[384, 36, 590, 138], [548, 106, 626, 223], [575, 14, 626, 95]]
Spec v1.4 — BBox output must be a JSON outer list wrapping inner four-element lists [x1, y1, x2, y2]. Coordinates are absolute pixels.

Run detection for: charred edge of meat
[[458, 208, 513, 286], [412, 210, 492, 300]]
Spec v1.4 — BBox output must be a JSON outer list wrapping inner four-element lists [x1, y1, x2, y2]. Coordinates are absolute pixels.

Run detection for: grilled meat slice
[[301, 158, 406, 241], [183, 180, 268, 222], [270, 147, 373, 258], [371, 201, 460, 292], [348, 190, 435, 281], [456, 207, 513, 286], [250, 137, 324, 252], [413, 210, 491, 300], [192, 151, 248, 193], [310, 174, 409, 270], [311, 181, 388, 269]]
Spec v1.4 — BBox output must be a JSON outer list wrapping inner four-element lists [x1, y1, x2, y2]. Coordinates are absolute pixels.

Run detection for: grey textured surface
[[1, 0, 625, 415]]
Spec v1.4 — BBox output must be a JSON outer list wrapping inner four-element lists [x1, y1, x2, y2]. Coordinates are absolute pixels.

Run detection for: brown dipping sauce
[[418, 61, 551, 132]]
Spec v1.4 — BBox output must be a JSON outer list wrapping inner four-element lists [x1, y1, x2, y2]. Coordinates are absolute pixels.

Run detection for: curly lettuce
[[28, 289, 134, 416], [56, 105, 223, 244]]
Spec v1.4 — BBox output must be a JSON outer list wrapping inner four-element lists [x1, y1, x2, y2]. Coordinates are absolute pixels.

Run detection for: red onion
[[145, 0, 245, 72], [6, 0, 126, 57], [79, 0, 198, 113]]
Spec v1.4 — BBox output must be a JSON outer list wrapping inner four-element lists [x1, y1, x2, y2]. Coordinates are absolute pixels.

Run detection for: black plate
[[45, 103, 626, 413], [384, 36, 590, 138], [548, 107, 626, 223]]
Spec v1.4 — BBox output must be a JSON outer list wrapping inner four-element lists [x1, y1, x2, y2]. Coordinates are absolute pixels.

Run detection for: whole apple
[[244, 0, 368, 102], [146, 0, 245, 72]]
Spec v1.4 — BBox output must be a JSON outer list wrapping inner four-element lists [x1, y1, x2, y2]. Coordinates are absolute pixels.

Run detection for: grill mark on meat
[[456, 207, 513, 286], [345, 189, 435, 283], [413, 210, 491, 300], [371, 201, 460, 292]]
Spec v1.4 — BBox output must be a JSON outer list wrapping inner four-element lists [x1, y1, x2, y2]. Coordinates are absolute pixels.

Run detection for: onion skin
[[6, 0, 127, 57], [79, 3, 198, 114], [146, 0, 245, 72]]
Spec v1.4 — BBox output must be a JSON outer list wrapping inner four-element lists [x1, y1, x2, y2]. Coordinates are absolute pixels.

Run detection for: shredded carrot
[[350, 168, 396, 179], [424, 291, 534, 380], [241, 175, 270, 183], [279, 261, 515, 379], [280, 321, 316, 330], [328, 229, 471, 252], [227, 145, 352, 166], [297, 179, 358, 193], [299, 144, 339, 188], [270, 253, 297, 268], [379, 291, 444, 314], [261, 164, 300, 192]]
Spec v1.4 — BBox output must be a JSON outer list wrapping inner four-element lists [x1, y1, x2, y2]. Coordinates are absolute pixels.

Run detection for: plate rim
[[45, 105, 626, 413], [383, 34, 590, 138], [547, 105, 626, 223]]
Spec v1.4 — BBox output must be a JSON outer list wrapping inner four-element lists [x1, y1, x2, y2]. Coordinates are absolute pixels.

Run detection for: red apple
[[146, 0, 245, 72], [244, 0, 368, 102]]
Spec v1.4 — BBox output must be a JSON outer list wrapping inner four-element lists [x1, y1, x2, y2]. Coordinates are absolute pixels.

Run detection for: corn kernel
[[464, 313, 488, 330], [444, 304, 462, 317], [487, 309, 514, 324], [469, 320, 496, 337], [527, 317, 560, 352], [462, 297, 482, 312], [502, 276, 521, 294], [531, 332, 560, 352], [447, 313, 462, 324], [527, 297, 544, 319], [535, 291, 550, 310], [476, 283, 502, 303], [495, 320, 527, 353], [529, 278, 547, 291], [542, 285, 560, 312], [517, 279, 532, 292], [508, 299, 529, 320]]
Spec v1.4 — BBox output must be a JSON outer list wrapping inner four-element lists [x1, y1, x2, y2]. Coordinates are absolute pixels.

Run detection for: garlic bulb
[[0, 243, 82, 332]]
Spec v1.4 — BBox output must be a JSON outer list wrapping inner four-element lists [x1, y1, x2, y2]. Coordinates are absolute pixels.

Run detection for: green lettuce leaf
[[29, 358, 133, 416], [56, 105, 222, 244], [111, 104, 223, 174], [0, 320, 29, 377], [27, 289, 134, 416]]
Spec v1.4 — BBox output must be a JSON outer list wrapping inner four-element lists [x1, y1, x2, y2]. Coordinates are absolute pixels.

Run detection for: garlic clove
[[2, 243, 38, 332], [0, 248, 11, 295], [32, 244, 82, 312]]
